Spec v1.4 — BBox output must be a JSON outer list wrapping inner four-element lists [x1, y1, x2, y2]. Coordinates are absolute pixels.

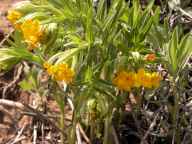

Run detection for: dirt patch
[[0, 0, 23, 33]]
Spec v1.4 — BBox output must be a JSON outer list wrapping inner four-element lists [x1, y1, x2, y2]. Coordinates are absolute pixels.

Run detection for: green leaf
[[145, 0, 155, 11], [166, 27, 192, 75], [17, 12, 49, 22], [19, 74, 37, 91], [168, 28, 178, 73], [85, 7, 94, 46], [48, 47, 84, 64], [96, 0, 106, 20], [14, 1, 37, 14], [0, 48, 43, 70], [178, 34, 192, 71], [132, 0, 140, 28]]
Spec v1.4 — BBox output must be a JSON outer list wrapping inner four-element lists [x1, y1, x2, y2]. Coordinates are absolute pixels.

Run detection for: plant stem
[[103, 116, 112, 144], [172, 81, 180, 144], [60, 109, 65, 144], [103, 117, 109, 144]]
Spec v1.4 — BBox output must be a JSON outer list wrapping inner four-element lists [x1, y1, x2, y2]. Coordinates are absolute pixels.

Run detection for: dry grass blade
[[2, 64, 23, 99]]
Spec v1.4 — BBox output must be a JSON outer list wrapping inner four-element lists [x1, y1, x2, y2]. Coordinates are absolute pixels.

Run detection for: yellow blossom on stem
[[20, 19, 42, 49], [7, 10, 22, 28], [136, 68, 153, 88], [113, 71, 135, 91], [126, 71, 136, 90], [136, 68, 147, 87], [113, 68, 162, 91], [150, 72, 162, 88], [133, 72, 141, 88], [136, 68, 162, 88], [43, 62, 74, 83], [143, 73, 152, 88], [43, 62, 51, 69]]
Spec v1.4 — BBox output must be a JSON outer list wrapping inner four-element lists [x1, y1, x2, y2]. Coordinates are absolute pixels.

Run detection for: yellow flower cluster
[[113, 68, 162, 91], [7, 10, 22, 28], [43, 62, 75, 83], [20, 19, 42, 48], [7, 10, 42, 49]]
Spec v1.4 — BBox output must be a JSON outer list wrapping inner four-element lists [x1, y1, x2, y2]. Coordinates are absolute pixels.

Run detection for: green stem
[[90, 120, 95, 142], [60, 109, 65, 144], [172, 81, 180, 144], [103, 116, 112, 144], [103, 117, 109, 144]]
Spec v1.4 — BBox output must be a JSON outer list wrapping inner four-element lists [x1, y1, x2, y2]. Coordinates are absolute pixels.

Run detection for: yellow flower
[[136, 68, 145, 87], [143, 73, 152, 88], [54, 64, 74, 82], [136, 68, 152, 88], [113, 68, 162, 91], [44, 62, 74, 83], [151, 72, 162, 88], [113, 71, 135, 91], [48, 66, 57, 75], [20, 19, 42, 48], [43, 62, 56, 75], [126, 71, 136, 90], [133, 73, 141, 88], [7, 10, 22, 28], [43, 62, 51, 69]]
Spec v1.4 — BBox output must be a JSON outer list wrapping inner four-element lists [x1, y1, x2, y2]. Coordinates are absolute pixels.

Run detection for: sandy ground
[[0, 0, 23, 32], [0, 0, 23, 11]]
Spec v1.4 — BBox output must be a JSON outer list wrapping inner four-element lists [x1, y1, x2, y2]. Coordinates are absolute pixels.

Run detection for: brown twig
[[2, 64, 23, 98], [8, 126, 26, 144], [41, 123, 45, 144], [0, 105, 14, 121], [24, 104, 65, 135], [76, 124, 82, 144], [9, 136, 26, 144], [77, 123, 91, 144], [140, 107, 162, 144], [33, 124, 38, 144], [0, 29, 14, 47], [0, 99, 64, 135], [112, 125, 120, 144], [0, 99, 25, 109], [21, 111, 71, 125]]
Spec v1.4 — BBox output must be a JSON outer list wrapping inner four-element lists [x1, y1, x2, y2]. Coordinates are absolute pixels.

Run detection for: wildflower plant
[[0, 0, 192, 143], [7, 10, 22, 28], [113, 69, 162, 91]]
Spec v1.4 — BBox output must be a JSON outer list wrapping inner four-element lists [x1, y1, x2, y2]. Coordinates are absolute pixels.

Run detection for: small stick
[[179, 8, 192, 19], [9, 126, 25, 144], [0, 29, 14, 47], [24, 104, 65, 135], [33, 124, 38, 144], [76, 124, 82, 144], [10, 136, 26, 144], [0, 99, 25, 110], [21, 111, 72, 121], [67, 97, 74, 111], [42, 122, 45, 144], [2, 64, 23, 98], [77, 123, 91, 144], [0, 105, 14, 121], [140, 108, 162, 144], [0, 99, 64, 135], [21, 111, 59, 119], [112, 125, 120, 144]]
